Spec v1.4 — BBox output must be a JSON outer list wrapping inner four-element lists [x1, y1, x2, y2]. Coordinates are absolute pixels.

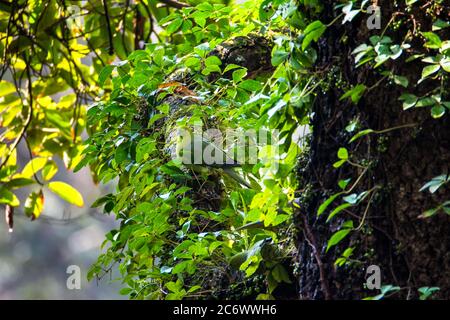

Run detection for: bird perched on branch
[[173, 126, 251, 188]]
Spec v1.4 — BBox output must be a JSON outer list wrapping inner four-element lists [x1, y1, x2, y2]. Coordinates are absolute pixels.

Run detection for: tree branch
[[158, 0, 190, 9], [102, 0, 114, 55]]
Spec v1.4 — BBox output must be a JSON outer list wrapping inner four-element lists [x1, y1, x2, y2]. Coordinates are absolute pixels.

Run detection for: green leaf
[[393, 75, 409, 88], [238, 79, 262, 92], [416, 97, 437, 107], [333, 159, 347, 168], [205, 55, 222, 67], [420, 174, 449, 193], [433, 19, 450, 31], [42, 161, 58, 181], [98, 65, 114, 87], [271, 264, 291, 283], [431, 104, 446, 118], [232, 68, 247, 82], [327, 203, 352, 222], [184, 57, 200, 68], [48, 181, 84, 207], [196, 2, 213, 11], [318, 193, 342, 216], [440, 58, 450, 72], [302, 20, 326, 50], [419, 207, 439, 219], [166, 17, 183, 34], [343, 192, 366, 204], [337, 148, 348, 160], [420, 64, 440, 81], [223, 64, 242, 74], [201, 65, 221, 75], [271, 50, 289, 66], [4, 178, 34, 189], [326, 228, 352, 252], [340, 84, 366, 104], [350, 129, 374, 142], [399, 93, 418, 110], [418, 287, 440, 300], [338, 179, 351, 190], [422, 32, 442, 49]]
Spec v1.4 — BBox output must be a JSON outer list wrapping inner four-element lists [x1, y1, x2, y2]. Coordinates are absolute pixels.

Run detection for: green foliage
[[2, 0, 448, 300], [79, 0, 306, 299]]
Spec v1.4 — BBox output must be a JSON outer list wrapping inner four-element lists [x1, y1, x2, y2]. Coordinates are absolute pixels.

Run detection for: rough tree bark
[[294, 1, 450, 299]]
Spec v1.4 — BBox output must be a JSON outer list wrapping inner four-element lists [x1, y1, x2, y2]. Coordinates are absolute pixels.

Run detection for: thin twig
[[102, 0, 114, 55], [158, 0, 190, 9]]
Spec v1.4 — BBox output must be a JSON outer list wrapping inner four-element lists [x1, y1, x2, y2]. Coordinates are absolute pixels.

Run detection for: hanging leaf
[[22, 157, 48, 178], [48, 181, 84, 207], [24, 190, 44, 220]]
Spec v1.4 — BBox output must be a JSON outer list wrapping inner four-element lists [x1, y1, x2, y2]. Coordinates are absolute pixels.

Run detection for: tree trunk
[[294, 0, 450, 299]]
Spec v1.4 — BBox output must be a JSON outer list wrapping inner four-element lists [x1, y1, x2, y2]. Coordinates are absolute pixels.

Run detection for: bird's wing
[[177, 132, 240, 168]]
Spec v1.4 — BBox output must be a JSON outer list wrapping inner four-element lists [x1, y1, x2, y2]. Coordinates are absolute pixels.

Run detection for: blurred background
[[0, 142, 124, 299]]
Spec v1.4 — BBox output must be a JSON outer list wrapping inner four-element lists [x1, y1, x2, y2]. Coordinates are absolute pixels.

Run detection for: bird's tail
[[223, 168, 251, 188]]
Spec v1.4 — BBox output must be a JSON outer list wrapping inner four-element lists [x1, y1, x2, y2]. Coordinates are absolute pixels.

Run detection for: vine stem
[[374, 123, 417, 134], [354, 186, 380, 231], [302, 214, 332, 300]]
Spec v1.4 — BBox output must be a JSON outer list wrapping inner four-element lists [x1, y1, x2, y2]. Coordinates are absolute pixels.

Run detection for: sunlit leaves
[[42, 161, 58, 181], [333, 147, 348, 168], [22, 157, 48, 178], [0, 187, 20, 207], [24, 191, 44, 220], [0, 80, 16, 96], [48, 181, 84, 207], [422, 32, 442, 50], [166, 16, 184, 34]]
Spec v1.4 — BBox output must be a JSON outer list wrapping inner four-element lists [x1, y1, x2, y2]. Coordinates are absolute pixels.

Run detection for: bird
[[173, 126, 251, 188]]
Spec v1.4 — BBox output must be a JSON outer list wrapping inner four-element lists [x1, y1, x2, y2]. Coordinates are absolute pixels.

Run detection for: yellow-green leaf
[[42, 161, 58, 181], [0, 187, 20, 207], [48, 181, 84, 207], [22, 157, 48, 178], [24, 191, 44, 220], [0, 80, 16, 96]]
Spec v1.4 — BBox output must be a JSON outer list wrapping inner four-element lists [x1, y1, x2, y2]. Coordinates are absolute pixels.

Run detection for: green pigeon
[[174, 126, 251, 188]]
